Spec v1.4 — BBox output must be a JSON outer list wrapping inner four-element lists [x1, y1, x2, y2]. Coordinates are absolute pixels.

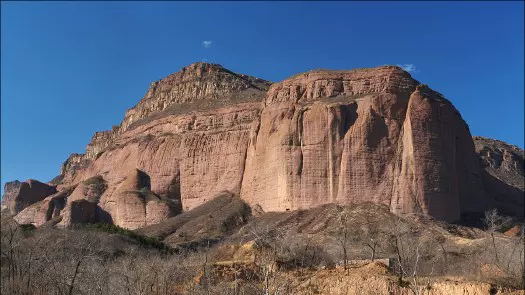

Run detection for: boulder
[[97, 169, 177, 229]]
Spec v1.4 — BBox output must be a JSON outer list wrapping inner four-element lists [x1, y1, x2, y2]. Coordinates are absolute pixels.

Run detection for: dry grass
[[2, 197, 524, 294]]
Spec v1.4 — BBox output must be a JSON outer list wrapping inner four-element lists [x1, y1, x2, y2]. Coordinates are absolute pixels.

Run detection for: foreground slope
[[3, 203, 523, 295]]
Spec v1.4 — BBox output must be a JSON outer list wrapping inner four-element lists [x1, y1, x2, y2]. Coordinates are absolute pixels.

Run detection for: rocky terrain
[[474, 136, 524, 218], [1, 62, 523, 229]]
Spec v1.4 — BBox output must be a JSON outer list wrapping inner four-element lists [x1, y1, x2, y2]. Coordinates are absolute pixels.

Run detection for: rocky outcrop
[[86, 126, 120, 159], [3, 62, 523, 229], [50, 63, 269, 229], [137, 191, 251, 246], [56, 153, 92, 186], [474, 136, 524, 190], [119, 62, 270, 132], [2, 179, 57, 214], [60, 199, 98, 226], [1, 181, 22, 212], [93, 169, 178, 230], [474, 136, 524, 218], [390, 85, 486, 220], [13, 198, 54, 226], [14, 187, 73, 226], [57, 176, 107, 227]]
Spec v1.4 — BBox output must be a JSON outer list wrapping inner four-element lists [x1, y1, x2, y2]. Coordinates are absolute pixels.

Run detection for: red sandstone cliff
[[3, 62, 523, 228], [240, 68, 487, 222]]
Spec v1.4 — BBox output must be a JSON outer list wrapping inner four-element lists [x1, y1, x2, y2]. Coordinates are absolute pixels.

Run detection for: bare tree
[[67, 238, 96, 295], [388, 216, 439, 295], [435, 235, 448, 274], [0, 215, 47, 295], [241, 220, 300, 295], [501, 224, 525, 289], [250, 223, 281, 295], [506, 224, 524, 271], [484, 209, 511, 264], [357, 210, 387, 262], [335, 208, 351, 271], [1, 216, 23, 294]]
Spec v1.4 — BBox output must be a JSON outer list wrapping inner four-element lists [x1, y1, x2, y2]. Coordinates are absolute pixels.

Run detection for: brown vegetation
[[2, 199, 524, 294]]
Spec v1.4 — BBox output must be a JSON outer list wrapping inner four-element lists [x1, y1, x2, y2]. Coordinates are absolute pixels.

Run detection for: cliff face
[[1, 181, 22, 212], [3, 62, 522, 228], [240, 68, 485, 221], [2, 180, 56, 214], [474, 136, 524, 218], [67, 63, 268, 222]]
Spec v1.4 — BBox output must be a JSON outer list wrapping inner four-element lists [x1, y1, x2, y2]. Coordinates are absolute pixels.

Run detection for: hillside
[[2, 197, 523, 294]]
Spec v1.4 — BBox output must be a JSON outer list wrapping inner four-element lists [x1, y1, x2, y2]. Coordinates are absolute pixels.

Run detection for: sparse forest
[[2, 203, 523, 295]]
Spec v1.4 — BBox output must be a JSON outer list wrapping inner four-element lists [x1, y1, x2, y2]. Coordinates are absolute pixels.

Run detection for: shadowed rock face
[[14, 187, 74, 227], [473, 136, 524, 218], [57, 176, 107, 227], [3, 62, 522, 228], [1, 180, 56, 214]]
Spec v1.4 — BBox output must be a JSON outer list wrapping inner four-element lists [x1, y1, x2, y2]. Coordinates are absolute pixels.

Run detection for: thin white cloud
[[397, 64, 418, 73], [202, 40, 213, 48]]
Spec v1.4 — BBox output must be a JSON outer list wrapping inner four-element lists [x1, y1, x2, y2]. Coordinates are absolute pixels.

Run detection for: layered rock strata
[[240, 68, 485, 222], [3, 62, 522, 228]]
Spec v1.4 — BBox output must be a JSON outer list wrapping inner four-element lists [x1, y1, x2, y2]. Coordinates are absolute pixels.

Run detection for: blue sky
[[1, 2, 524, 193]]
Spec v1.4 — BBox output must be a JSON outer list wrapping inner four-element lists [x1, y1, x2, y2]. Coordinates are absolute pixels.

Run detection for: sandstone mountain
[[2, 62, 523, 228]]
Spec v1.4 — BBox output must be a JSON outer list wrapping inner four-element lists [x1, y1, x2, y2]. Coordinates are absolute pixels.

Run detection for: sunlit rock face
[[4, 62, 522, 229], [1, 180, 22, 212], [240, 67, 486, 222]]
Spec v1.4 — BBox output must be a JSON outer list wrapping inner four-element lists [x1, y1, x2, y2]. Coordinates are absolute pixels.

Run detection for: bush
[[83, 175, 106, 186], [160, 132, 175, 137], [277, 243, 335, 270], [82, 223, 170, 251], [20, 224, 36, 232]]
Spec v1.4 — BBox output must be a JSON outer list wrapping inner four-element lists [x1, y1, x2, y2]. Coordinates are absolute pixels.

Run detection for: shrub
[[82, 223, 170, 251], [20, 224, 36, 232], [160, 131, 175, 137], [83, 175, 106, 186]]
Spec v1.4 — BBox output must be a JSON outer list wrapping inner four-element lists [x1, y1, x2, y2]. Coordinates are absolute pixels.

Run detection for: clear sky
[[1, 1, 524, 194]]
